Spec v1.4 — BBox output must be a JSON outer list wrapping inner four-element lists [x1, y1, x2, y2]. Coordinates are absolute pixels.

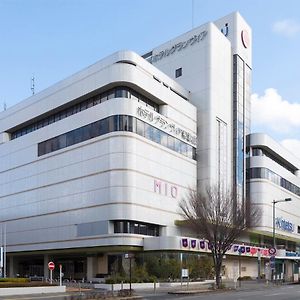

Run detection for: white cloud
[[272, 19, 300, 38], [251, 88, 300, 133], [281, 139, 300, 157]]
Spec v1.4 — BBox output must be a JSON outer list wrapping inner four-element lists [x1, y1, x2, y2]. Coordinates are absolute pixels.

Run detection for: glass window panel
[[125, 116, 133, 132], [107, 90, 114, 100], [140, 224, 147, 235], [38, 142, 46, 156], [99, 117, 109, 135], [131, 91, 139, 101], [73, 127, 83, 144], [60, 110, 67, 120], [101, 93, 108, 102], [192, 147, 197, 160], [174, 138, 181, 153], [134, 223, 139, 234], [108, 115, 117, 132], [115, 87, 129, 98], [51, 137, 60, 152], [160, 131, 168, 147], [37, 120, 43, 129], [80, 101, 88, 111], [58, 134, 67, 149], [48, 115, 55, 124], [136, 119, 145, 137], [152, 127, 161, 144], [121, 115, 129, 131], [87, 99, 94, 108], [180, 142, 187, 156], [144, 123, 153, 140], [91, 121, 101, 137], [45, 140, 52, 154], [129, 116, 135, 133], [168, 135, 175, 151], [66, 131, 76, 146], [93, 95, 101, 105], [82, 124, 93, 141], [124, 221, 129, 233], [54, 113, 60, 122]]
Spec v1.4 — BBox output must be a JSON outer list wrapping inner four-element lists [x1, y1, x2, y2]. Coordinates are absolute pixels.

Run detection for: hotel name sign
[[275, 217, 294, 233], [149, 30, 208, 63], [137, 107, 197, 146]]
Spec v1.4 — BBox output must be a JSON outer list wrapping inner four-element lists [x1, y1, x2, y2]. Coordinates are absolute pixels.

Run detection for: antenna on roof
[[192, 0, 195, 28], [3, 101, 7, 111], [31, 75, 35, 95]]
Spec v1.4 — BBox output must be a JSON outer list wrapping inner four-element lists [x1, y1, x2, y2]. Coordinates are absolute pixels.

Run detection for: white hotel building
[[0, 11, 300, 280]]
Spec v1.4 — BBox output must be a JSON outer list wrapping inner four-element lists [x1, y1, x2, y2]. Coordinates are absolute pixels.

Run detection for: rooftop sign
[[150, 30, 208, 63]]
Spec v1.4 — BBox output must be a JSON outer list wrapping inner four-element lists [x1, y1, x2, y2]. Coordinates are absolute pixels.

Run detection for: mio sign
[[154, 179, 178, 199]]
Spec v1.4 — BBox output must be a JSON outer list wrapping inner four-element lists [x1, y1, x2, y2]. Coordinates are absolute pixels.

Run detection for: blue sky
[[1, 0, 300, 154]]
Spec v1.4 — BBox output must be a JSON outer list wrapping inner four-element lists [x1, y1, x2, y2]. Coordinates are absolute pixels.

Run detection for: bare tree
[[179, 186, 260, 289]]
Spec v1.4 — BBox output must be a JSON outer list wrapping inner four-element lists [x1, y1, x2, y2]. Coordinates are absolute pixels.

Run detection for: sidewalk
[[151, 279, 295, 296]]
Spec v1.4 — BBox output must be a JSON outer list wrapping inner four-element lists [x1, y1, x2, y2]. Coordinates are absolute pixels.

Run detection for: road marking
[[264, 293, 283, 296], [6, 295, 72, 300]]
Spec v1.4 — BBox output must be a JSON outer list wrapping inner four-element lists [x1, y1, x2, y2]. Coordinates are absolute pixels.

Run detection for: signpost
[[48, 261, 55, 284], [59, 264, 64, 286], [269, 247, 277, 282], [257, 249, 261, 282], [124, 253, 134, 295]]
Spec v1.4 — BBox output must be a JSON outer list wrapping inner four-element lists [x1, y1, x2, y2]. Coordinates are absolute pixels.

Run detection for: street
[[2, 283, 300, 300]]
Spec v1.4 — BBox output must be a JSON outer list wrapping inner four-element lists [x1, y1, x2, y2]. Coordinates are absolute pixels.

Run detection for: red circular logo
[[48, 261, 55, 270], [241, 30, 250, 48]]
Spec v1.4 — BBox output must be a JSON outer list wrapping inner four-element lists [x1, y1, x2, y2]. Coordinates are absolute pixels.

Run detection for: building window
[[113, 220, 159, 236], [10, 87, 159, 140], [37, 115, 196, 160], [248, 167, 300, 197], [298, 226, 300, 234], [251, 147, 296, 174], [175, 68, 182, 78]]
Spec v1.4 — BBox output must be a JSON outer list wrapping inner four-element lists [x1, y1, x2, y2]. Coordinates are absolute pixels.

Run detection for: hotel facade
[[0, 12, 299, 281]]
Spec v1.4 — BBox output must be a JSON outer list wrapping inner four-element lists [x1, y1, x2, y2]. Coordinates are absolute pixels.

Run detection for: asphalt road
[[140, 284, 300, 300], [2, 284, 300, 300]]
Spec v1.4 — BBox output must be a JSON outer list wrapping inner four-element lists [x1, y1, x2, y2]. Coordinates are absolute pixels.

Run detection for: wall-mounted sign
[[221, 23, 229, 36], [275, 217, 294, 232], [137, 107, 197, 146], [241, 30, 250, 48], [154, 179, 178, 198], [149, 31, 208, 63]]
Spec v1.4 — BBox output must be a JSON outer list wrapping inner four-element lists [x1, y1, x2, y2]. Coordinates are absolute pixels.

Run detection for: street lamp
[[272, 198, 292, 282], [272, 198, 292, 249]]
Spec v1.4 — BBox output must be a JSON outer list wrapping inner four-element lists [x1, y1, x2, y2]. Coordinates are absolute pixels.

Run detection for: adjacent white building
[[247, 133, 300, 249]]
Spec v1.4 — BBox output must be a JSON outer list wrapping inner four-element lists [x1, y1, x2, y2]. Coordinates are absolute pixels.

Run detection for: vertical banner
[[0, 247, 3, 268]]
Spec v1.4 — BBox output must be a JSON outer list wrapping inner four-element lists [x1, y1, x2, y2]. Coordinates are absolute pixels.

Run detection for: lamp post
[[272, 198, 292, 282]]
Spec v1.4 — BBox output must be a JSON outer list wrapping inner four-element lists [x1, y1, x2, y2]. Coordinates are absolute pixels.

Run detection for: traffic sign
[[269, 247, 276, 256], [48, 261, 55, 270], [270, 255, 276, 262]]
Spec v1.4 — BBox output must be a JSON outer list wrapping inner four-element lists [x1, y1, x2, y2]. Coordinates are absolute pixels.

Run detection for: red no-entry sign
[[48, 261, 55, 271]]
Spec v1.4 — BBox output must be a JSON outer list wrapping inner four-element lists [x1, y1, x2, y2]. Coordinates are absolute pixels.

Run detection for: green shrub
[[0, 281, 52, 288], [105, 278, 116, 284], [0, 278, 29, 283], [238, 276, 252, 281]]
